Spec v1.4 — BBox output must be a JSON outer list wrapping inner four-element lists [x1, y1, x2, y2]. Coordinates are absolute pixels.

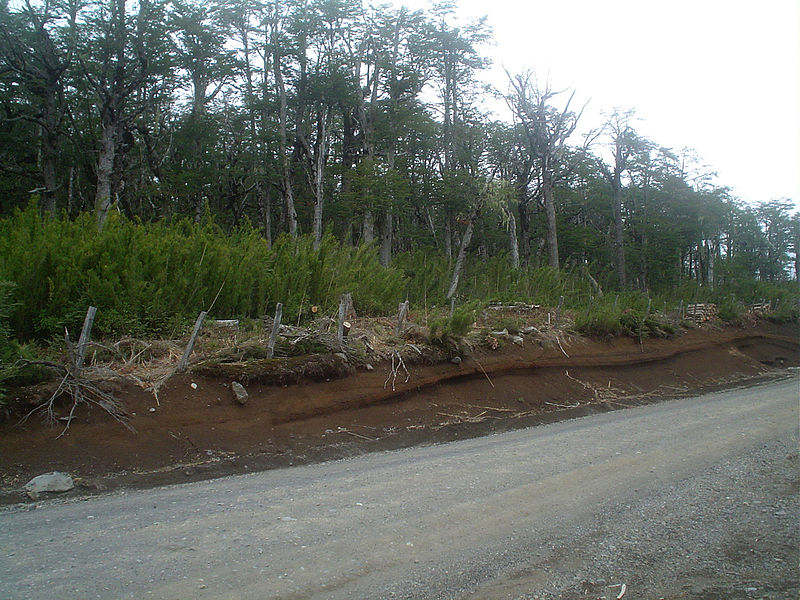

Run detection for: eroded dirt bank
[[0, 323, 797, 503]]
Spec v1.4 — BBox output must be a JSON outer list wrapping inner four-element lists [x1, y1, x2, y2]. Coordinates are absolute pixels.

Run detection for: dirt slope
[[0, 322, 797, 503]]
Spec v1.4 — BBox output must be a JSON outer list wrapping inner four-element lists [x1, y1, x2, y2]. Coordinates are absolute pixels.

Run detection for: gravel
[[0, 378, 797, 600]]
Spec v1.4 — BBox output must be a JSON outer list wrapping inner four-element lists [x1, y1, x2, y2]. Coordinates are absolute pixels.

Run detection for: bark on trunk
[[380, 211, 392, 267], [259, 183, 272, 249], [95, 119, 116, 231], [517, 183, 531, 263], [639, 233, 649, 293], [542, 172, 559, 269], [506, 207, 519, 269], [311, 111, 328, 250], [444, 211, 453, 264], [272, 3, 297, 237], [446, 213, 476, 300], [612, 178, 626, 287], [362, 210, 375, 245], [40, 94, 59, 216]]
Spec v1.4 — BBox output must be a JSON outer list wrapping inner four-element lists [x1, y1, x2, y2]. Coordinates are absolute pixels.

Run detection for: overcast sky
[[385, 0, 800, 208]]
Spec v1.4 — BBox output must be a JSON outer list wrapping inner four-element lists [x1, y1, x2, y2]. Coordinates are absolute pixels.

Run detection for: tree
[[0, 0, 78, 215], [80, 0, 171, 230], [598, 108, 639, 287], [170, 0, 237, 222], [506, 72, 584, 269]]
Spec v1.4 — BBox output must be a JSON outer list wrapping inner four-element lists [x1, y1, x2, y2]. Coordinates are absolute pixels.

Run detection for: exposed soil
[[1, 321, 797, 505]]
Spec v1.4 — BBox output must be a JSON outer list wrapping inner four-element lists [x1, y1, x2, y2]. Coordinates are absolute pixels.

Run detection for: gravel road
[[1, 377, 798, 600]]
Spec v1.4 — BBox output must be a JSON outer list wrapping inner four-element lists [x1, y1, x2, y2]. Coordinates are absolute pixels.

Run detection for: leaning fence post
[[266, 303, 283, 359], [555, 295, 564, 329], [75, 306, 97, 371], [396, 300, 409, 336], [177, 311, 207, 372], [337, 293, 350, 346]]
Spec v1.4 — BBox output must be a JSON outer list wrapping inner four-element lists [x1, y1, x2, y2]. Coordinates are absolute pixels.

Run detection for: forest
[[1, 0, 799, 346]]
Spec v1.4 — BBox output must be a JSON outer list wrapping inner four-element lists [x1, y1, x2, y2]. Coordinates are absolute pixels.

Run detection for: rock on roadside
[[24, 472, 75, 495], [231, 381, 249, 405]]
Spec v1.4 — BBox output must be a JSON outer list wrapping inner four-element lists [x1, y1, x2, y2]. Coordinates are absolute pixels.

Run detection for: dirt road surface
[[1, 377, 798, 600]]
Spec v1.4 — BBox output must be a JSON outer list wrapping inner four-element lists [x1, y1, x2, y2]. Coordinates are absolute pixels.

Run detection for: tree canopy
[[1, 0, 797, 295]]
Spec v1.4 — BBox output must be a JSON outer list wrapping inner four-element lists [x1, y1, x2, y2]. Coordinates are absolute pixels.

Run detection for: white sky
[[385, 0, 800, 208]]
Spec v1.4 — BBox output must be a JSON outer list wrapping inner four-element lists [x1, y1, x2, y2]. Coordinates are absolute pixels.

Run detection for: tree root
[[17, 360, 133, 438]]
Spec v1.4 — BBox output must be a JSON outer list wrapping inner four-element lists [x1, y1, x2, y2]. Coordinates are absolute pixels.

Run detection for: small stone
[[511, 335, 524, 346], [149, 407, 156, 413], [231, 381, 249, 405], [190, 382, 198, 390], [24, 472, 74, 494], [365, 363, 374, 371], [450, 356, 462, 364], [333, 352, 347, 361]]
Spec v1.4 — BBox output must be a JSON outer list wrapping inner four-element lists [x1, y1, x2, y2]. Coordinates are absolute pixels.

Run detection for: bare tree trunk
[[506, 207, 519, 269], [612, 180, 626, 287], [444, 211, 453, 263], [516, 183, 531, 263], [311, 110, 328, 250], [446, 214, 476, 300], [95, 119, 116, 231], [380, 211, 392, 267], [272, 2, 296, 237], [639, 233, 649, 293], [542, 173, 559, 269], [259, 183, 272, 249], [362, 210, 375, 244], [40, 94, 59, 216]]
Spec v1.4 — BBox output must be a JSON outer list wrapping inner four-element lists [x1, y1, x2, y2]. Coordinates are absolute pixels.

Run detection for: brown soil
[[1, 322, 797, 505]]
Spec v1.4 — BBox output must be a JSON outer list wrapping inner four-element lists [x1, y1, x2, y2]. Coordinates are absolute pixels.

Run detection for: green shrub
[[574, 303, 623, 337], [429, 302, 480, 347], [0, 205, 406, 341], [764, 298, 800, 323], [576, 294, 675, 340], [717, 297, 744, 324]]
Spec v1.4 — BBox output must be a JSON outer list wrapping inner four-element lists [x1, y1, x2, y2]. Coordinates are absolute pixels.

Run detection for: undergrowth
[[0, 205, 405, 340], [0, 204, 796, 356]]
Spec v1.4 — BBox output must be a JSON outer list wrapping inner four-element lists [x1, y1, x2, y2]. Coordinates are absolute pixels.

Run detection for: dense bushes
[[0, 205, 796, 347], [0, 205, 405, 339], [395, 250, 592, 307]]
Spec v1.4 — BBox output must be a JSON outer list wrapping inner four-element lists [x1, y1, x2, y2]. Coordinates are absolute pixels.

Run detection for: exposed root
[[384, 350, 410, 391], [17, 362, 133, 438]]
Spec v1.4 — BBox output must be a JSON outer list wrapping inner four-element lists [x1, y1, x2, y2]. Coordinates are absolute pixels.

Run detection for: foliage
[[0, 281, 18, 402], [575, 292, 675, 339], [0, 205, 405, 340], [428, 301, 481, 348]]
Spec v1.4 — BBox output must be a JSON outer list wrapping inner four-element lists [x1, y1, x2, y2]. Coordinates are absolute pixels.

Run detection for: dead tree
[[506, 71, 586, 270]]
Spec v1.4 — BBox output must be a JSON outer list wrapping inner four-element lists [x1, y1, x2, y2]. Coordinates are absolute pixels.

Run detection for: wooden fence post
[[555, 296, 564, 329], [266, 303, 283, 359], [396, 300, 409, 336], [75, 306, 97, 371], [337, 293, 352, 346], [177, 311, 207, 372]]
